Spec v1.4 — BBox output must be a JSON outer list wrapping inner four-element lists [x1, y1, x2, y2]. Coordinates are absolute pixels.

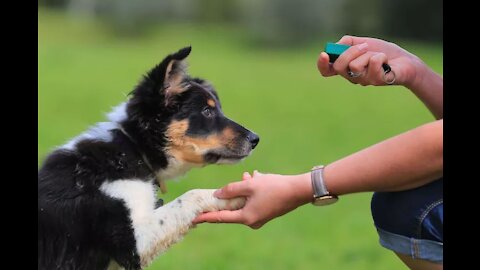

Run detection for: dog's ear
[[134, 46, 192, 104]]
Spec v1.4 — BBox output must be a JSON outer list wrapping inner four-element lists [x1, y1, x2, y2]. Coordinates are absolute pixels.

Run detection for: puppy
[[38, 47, 259, 270]]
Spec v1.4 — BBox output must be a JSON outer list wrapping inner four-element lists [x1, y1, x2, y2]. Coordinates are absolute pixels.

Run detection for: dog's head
[[121, 47, 259, 172]]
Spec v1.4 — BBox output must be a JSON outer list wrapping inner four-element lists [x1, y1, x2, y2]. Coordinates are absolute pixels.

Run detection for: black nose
[[248, 133, 260, 149]]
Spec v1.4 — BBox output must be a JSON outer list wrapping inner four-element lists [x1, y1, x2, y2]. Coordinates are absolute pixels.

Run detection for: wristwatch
[[311, 165, 338, 206]]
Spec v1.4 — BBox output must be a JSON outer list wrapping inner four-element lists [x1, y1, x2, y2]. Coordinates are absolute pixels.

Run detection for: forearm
[[326, 119, 443, 195], [293, 120, 443, 203], [406, 61, 443, 119]]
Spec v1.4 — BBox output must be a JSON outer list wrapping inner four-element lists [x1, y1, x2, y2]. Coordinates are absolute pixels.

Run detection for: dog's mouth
[[204, 152, 250, 164], [203, 136, 258, 165]]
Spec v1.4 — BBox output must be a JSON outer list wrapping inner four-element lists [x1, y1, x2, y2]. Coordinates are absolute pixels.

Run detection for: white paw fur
[[138, 189, 245, 267], [100, 180, 245, 268]]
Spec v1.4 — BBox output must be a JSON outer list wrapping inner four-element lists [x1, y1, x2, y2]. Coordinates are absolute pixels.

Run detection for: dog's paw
[[216, 196, 246, 211], [181, 189, 246, 213]]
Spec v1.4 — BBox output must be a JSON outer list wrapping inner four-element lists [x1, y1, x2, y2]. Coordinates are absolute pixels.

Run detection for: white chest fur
[[156, 157, 197, 181]]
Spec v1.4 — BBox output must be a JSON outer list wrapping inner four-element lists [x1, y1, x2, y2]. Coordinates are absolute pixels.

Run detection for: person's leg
[[371, 178, 443, 268], [395, 252, 443, 270]]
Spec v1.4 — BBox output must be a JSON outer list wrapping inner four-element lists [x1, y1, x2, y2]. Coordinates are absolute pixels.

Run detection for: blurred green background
[[38, 1, 442, 269]]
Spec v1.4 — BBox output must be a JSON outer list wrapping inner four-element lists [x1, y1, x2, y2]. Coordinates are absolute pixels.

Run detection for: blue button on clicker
[[324, 42, 351, 63]]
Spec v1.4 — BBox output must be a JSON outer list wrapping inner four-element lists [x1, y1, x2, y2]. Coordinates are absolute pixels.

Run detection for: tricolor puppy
[[38, 47, 259, 270]]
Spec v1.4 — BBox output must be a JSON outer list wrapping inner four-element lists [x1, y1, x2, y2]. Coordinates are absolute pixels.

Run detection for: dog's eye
[[202, 107, 214, 118]]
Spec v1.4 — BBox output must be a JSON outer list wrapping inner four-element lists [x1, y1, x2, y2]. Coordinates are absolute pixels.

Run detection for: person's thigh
[[371, 178, 443, 264]]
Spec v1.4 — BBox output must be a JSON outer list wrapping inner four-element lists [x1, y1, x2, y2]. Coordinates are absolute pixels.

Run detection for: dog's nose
[[248, 133, 260, 149]]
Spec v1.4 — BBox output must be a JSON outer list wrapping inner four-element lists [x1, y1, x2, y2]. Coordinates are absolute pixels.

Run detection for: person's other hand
[[193, 171, 311, 229], [317, 35, 427, 88]]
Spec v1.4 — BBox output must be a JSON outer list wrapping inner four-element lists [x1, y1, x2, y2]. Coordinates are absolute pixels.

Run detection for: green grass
[[38, 8, 442, 270]]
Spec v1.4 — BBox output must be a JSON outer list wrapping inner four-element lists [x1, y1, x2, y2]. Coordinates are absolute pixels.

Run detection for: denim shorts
[[371, 178, 443, 263]]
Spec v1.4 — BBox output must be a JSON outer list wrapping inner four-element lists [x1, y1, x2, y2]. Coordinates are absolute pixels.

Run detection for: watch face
[[312, 195, 338, 206]]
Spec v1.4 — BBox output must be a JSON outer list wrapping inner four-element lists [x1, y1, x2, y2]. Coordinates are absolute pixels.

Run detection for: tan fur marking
[[222, 127, 237, 148], [207, 99, 216, 107], [165, 61, 174, 78], [164, 60, 188, 96], [165, 120, 239, 164]]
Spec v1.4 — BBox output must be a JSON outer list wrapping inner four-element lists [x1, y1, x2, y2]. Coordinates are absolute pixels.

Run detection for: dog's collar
[[117, 126, 168, 194]]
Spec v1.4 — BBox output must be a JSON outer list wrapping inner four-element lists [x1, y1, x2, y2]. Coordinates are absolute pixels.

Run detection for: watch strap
[[311, 165, 329, 197]]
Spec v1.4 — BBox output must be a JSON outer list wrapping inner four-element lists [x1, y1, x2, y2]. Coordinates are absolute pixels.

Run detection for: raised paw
[[181, 189, 246, 213], [138, 189, 246, 267], [215, 196, 246, 211]]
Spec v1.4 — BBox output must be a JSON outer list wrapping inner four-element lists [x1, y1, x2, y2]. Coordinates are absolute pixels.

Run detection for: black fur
[[38, 47, 259, 270]]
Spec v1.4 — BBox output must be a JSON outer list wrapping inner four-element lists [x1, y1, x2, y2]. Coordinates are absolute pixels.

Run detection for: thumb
[[253, 170, 264, 177], [337, 35, 369, 46], [214, 181, 252, 199], [242, 171, 252, 181]]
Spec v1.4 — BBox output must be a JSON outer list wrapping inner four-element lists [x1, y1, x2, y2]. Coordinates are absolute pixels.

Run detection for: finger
[[348, 51, 377, 86], [192, 210, 244, 224], [333, 43, 369, 76], [348, 51, 376, 73], [214, 181, 252, 199], [253, 170, 264, 177], [348, 51, 376, 74], [337, 35, 354, 45], [242, 172, 252, 181], [317, 52, 336, 77], [366, 52, 388, 85], [337, 35, 371, 46]]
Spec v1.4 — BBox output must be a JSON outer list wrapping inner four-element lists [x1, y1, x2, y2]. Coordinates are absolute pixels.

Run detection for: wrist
[[404, 56, 432, 91], [288, 173, 314, 206]]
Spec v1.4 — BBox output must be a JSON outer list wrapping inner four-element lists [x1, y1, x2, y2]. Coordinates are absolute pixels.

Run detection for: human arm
[[193, 119, 443, 228]]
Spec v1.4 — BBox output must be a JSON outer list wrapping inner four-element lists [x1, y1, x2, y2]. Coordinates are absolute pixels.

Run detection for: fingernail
[[358, 43, 368, 51], [213, 189, 222, 197]]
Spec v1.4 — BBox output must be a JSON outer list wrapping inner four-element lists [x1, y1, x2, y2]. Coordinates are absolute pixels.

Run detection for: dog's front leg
[[136, 189, 245, 268]]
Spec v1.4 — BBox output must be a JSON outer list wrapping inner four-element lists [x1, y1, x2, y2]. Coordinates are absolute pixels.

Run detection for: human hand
[[317, 35, 427, 88], [193, 171, 312, 229]]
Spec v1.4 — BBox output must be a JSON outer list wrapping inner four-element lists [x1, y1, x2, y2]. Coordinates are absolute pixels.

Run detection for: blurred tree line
[[39, 0, 442, 45]]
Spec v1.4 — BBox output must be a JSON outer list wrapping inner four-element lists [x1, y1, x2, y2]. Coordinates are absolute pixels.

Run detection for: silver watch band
[[311, 166, 329, 197]]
